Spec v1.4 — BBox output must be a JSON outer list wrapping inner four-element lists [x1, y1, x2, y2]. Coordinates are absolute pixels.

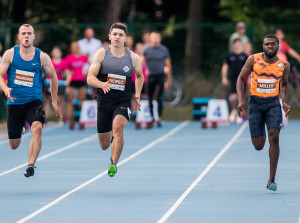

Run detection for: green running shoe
[[108, 157, 117, 177]]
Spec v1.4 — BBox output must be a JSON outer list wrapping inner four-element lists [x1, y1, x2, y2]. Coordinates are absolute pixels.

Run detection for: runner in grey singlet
[[97, 45, 133, 102]]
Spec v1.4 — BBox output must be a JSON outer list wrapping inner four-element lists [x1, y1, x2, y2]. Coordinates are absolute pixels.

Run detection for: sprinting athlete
[[0, 24, 61, 177], [87, 22, 144, 177], [236, 34, 290, 191]]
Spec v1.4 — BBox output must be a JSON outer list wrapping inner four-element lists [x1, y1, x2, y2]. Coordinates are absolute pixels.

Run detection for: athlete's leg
[[111, 115, 128, 164], [9, 139, 21, 150], [251, 135, 266, 151], [265, 100, 282, 183], [248, 97, 266, 150], [7, 104, 26, 150], [28, 121, 43, 165], [98, 131, 113, 150], [267, 128, 280, 182]]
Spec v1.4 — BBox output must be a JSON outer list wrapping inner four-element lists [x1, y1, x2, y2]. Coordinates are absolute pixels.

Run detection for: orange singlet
[[250, 53, 287, 98]]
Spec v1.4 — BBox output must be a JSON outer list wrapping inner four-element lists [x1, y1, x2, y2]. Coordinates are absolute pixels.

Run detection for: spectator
[[221, 38, 248, 124], [78, 27, 102, 64], [275, 28, 300, 62], [141, 31, 172, 127], [243, 42, 253, 57], [125, 34, 134, 50], [65, 41, 89, 129], [43, 46, 69, 122], [229, 22, 250, 52], [102, 38, 110, 47], [141, 30, 151, 52]]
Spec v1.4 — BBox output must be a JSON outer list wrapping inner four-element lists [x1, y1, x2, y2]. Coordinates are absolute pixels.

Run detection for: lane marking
[[0, 134, 98, 177], [16, 121, 190, 223], [157, 121, 248, 223], [0, 123, 64, 145]]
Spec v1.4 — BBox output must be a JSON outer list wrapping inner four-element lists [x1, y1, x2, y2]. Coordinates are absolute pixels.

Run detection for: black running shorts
[[248, 96, 282, 138], [97, 100, 131, 133], [7, 100, 45, 139]]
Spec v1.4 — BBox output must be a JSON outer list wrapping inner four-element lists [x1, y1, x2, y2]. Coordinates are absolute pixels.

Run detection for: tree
[[185, 0, 203, 74]]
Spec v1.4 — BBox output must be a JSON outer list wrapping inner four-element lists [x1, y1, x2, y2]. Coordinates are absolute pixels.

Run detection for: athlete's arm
[[236, 55, 254, 117], [0, 49, 16, 102], [221, 63, 229, 86], [164, 58, 172, 89], [281, 62, 291, 117], [87, 48, 111, 94], [131, 52, 144, 111], [41, 52, 61, 119]]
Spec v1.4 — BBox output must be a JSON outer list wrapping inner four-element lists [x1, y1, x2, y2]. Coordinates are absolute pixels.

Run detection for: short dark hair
[[233, 38, 241, 44], [263, 34, 279, 45], [109, 22, 127, 35]]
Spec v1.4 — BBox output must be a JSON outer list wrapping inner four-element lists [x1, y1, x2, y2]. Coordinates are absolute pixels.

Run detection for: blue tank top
[[7, 46, 43, 105]]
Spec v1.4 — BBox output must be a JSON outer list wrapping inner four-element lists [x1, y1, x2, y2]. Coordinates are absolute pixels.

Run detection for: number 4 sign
[[206, 99, 229, 125]]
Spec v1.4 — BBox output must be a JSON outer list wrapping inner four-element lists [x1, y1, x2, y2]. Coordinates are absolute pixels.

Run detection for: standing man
[[229, 22, 250, 52], [221, 38, 248, 124], [87, 22, 144, 177], [141, 31, 172, 127], [78, 27, 102, 99], [236, 34, 290, 191], [0, 24, 61, 177], [78, 27, 102, 64]]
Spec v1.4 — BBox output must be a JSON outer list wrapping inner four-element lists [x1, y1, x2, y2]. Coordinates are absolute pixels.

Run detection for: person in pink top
[[43, 46, 68, 121], [275, 29, 300, 62], [65, 41, 88, 129]]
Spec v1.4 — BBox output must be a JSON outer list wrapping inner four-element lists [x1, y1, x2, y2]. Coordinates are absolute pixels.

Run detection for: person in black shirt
[[221, 38, 248, 124]]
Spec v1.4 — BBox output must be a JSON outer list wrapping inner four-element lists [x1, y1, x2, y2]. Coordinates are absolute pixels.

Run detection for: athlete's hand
[[101, 81, 111, 94], [237, 102, 245, 118], [52, 101, 62, 120], [4, 87, 16, 103], [135, 95, 141, 111], [282, 103, 291, 118]]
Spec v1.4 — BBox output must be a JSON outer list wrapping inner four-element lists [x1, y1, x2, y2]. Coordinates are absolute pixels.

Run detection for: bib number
[[14, 69, 35, 87], [256, 78, 276, 94], [107, 73, 126, 91]]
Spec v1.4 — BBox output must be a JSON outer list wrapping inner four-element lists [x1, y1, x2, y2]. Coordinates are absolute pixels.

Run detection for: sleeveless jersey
[[97, 46, 133, 102], [7, 46, 43, 105], [250, 53, 287, 98]]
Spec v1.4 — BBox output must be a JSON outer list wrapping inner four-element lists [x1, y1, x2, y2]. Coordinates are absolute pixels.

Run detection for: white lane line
[[0, 134, 98, 177], [16, 121, 190, 223], [0, 123, 64, 145], [157, 121, 248, 223]]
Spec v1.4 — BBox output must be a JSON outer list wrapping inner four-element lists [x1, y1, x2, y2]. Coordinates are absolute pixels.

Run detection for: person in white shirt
[[78, 27, 102, 64]]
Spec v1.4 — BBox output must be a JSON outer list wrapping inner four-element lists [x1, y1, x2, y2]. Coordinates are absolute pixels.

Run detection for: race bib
[[256, 78, 276, 94], [107, 73, 126, 91], [14, 69, 35, 87]]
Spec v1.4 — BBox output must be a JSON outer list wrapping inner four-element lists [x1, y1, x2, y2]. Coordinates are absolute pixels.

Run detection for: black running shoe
[[24, 164, 35, 177]]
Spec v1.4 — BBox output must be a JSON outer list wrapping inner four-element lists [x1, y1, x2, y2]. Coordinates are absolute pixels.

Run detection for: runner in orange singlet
[[236, 34, 291, 191]]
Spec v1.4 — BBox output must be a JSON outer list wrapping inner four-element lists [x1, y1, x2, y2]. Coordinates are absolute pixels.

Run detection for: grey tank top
[[97, 46, 133, 102]]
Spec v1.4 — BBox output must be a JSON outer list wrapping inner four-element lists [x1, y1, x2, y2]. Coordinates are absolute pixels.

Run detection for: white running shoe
[[229, 109, 237, 123]]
